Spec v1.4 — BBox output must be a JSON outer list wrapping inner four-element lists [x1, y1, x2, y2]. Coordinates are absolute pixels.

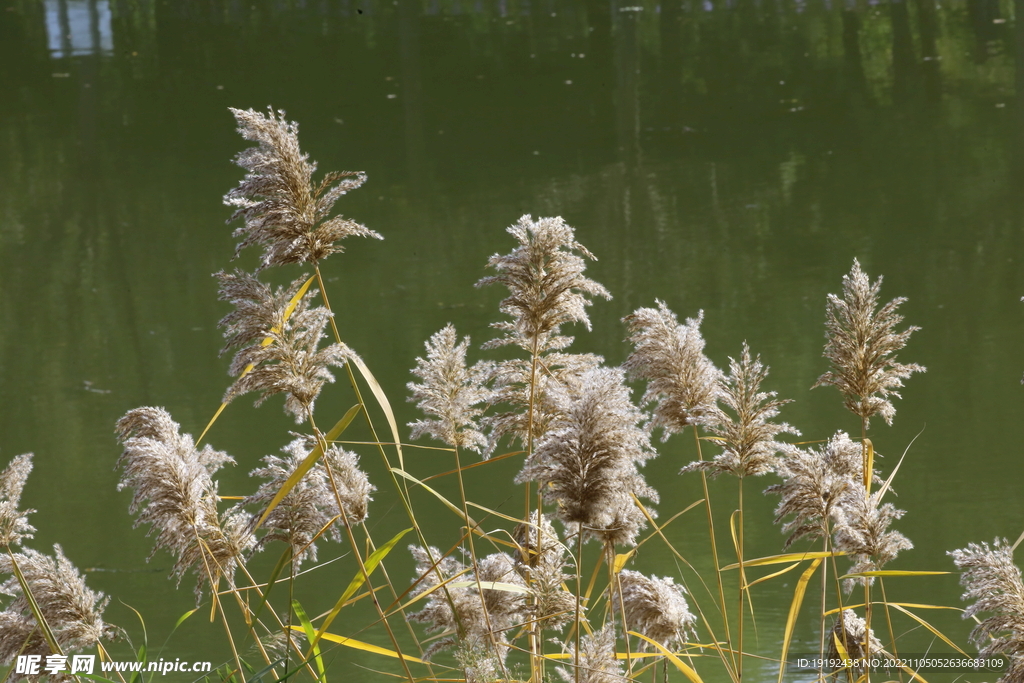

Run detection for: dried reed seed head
[[514, 511, 576, 630], [217, 270, 354, 423], [827, 609, 882, 666], [949, 538, 1024, 674], [556, 626, 628, 683], [683, 343, 798, 479], [0, 545, 119, 665], [225, 107, 380, 269], [517, 366, 659, 548], [407, 324, 489, 453], [832, 488, 913, 591], [244, 435, 374, 568], [408, 546, 529, 663], [623, 302, 725, 439], [615, 570, 696, 651], [767, 431, 864, 549], [481, 350, 602, 458], [476, 215, 611, 354], [0, 453, 35, 547], [813, 259, 925, 428], [116, 407, 254, 596]]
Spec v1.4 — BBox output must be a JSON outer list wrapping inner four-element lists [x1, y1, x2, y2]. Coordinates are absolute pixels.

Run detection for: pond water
[[2, 0, 1024, 680]]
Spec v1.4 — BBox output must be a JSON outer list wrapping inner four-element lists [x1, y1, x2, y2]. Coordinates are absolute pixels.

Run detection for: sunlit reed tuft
[[224, 107, 380, 269], [514, 511, 575, 630], [0, 453, 35, 547], [116, 407, 254, 597], [615, 569, 696, 651], [217, 270, 353, 423], [243, 435, 373, 568], [0, 545, 119, 668], [407, 324, 489, 453], [827, 609, 882, 668], [623, 302, 724, 439], [767, 431, 865, 548], [682, 343, 797, 478], [949, 538, 1024, 681], [557, 626, 628, 683], [408, 546, 528, 672], [813, 259, 925, 428], [517, 367, 658, 547], [832, 489, 913, 590]]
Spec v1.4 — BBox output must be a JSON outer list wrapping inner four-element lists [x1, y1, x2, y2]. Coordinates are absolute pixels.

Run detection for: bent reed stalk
[[0, 110, 1005, 683]]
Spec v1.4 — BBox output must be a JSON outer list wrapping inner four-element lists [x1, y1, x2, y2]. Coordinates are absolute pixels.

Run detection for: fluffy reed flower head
[[623, 302, 724, 438], [514, 511, 575, 630], [476, 215, 611, 354], [116, 407, 254, 597], [407, 324, 489, 453], [0, 545, 119, 669], [218, 270, 353, 423], [682, 343, 798, 478], [949, 538, 1024, 681], [833, 489, 913, 590], [767, 431, 865, 548], [615, 570, 696, 651], [557, 626, 628, 683], [813, 259, 925, 428], [518, 367, 659, 547], [224, 107, 380, 269], [244, 435, 373, 568], [408, 546, 529, 669], [827, 609, 882, 668], [0, 453, 35, 547]]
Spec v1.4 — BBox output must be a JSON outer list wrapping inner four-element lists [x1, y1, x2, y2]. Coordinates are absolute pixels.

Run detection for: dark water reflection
[[1, 0, 1023, 679]]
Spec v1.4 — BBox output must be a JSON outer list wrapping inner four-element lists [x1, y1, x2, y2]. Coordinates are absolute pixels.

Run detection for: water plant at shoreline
[[3, 109, 1020, 683]]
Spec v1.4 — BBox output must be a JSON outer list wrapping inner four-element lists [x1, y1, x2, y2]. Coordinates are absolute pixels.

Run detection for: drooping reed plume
[[623, 302, 724, 439], [475, 215, 611, 454], [217, 270, 353, 423], [949, 539, 1024, 682], [224, 107, 381, 269], [767, 432, 866, 549], [0, 545, 119, 673], [407, 324, 489, 453], [813, 259, 925, 429], [614, 570, 696, 651], [0, 453, 34, 547], [517, 366, 658, 548], [832, 489, 913, 590], [116, 407, 254, 598], [557, 626, 628, 683], [682, 343, 797, 478], [827, 609, 882, 668], [243, 435, 373, 568], [407, 546, 529, 681], [513, 511, 575, 630]]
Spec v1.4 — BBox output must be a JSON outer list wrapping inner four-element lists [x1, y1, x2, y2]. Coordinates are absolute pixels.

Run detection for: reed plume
[[407, 324, 489, 453], [557, 626, 628, 683], [514, 511, 575, 630], [217, 270, 353, 423], [832, 489, 913, 590], [408, 546, 529, 675], [614, 569, 696, 651], [827, 609, 882, 670], [116, 407, 254, 598], [623, 302, 724, 439], [224, 107, 380, 269], [767, 431, 865, 548], [243, 435, 373, 568], [475, 215, 610, 454], [813, 259, 925, 428], [0, 453, 34, 547], [949, 538, 1024, 682], [517, 367, 658, 547], [682, 343, 797, 478], [0, 545, 118, 672]]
